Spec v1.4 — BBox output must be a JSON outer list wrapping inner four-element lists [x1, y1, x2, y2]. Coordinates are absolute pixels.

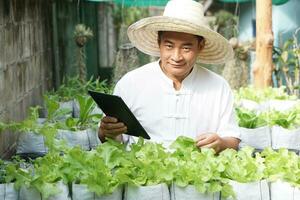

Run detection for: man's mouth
[[170, 63, 185, 67]]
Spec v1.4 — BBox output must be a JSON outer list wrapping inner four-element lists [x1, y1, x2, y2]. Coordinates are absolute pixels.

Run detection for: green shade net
[[218, 0, 289, 5], [85, 0, 168, 6], [113, 0, 169, 7]]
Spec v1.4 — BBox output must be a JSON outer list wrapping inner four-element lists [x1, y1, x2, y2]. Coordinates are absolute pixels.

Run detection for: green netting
[[86, 0, 289, 6], [85, 0, 113, 2], [218, 0, 250, 3], [218, 0, 289, 5], [114, 0, 169, 7]]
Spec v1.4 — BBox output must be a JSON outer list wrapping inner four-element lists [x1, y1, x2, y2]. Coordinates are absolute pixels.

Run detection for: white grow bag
[[239, 126, 271, 150], [124, 183, 170, 200], [270, 180, 300, 200], [19, 181, 70, 200], [0, 183, 19, 200], [72, 183, 122, 200], [170, 183, 219, 200], [266, 100, 299, 112], [57, 128, 100, 150], [271, 126, 300, 151], [16, 118, 48, 155], [225, 180, 270, 200], [238, 99, 260, 111]]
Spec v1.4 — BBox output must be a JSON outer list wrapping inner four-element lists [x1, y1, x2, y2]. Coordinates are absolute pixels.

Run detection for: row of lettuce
[[0, 77, 112, 156], [0, 78, 300, 199], [234, 86, 300, 151], [0, 137, 300, 199]]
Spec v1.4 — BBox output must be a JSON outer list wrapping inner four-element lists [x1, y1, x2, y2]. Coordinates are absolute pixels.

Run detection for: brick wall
[[0, 0, 53, 158]]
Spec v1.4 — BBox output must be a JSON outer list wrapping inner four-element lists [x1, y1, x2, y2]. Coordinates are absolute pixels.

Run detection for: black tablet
[[88, 90, 151, 139]]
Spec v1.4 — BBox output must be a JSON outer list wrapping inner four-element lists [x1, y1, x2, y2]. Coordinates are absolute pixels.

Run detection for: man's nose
[[171, 49, 183, 61]]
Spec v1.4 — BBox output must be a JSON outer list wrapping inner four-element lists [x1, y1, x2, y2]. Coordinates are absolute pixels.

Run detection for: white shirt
[[114, 61, 240, 147]]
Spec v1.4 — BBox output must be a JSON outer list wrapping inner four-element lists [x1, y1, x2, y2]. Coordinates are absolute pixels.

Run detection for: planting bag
[[225, 180, 270, 200], [16, 132, 48, 155], [239, 126, 271, 150], [267, 100, 299, 112], [238, 99, 260, 111], [271, 126, 300, 151], [19, 186, 41, 200], [0, 183, 19, 200], [57, 128, 100, 150], [270, 180, 300, 200], [170, 183, 219, 200], [20, 181, 70, 200], [72, 183, 122, 200], [16, 118, 48, 155], [124, 183, 170, 200]]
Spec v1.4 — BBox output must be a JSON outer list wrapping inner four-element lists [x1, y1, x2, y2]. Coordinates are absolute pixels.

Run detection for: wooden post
[[253, 0, 274, 88]]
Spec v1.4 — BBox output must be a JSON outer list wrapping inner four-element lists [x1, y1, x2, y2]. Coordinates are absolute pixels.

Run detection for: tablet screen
[[88, 91, 151, 139]]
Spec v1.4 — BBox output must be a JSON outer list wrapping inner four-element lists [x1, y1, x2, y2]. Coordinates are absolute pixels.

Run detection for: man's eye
[[183, 47, 191, 51], [165, 44, 172, 49]]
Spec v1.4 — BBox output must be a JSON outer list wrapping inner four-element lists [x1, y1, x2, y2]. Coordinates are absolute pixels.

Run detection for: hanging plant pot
[[270, 180, 300, 200], [72, 183, 122, 200], [57, 128, 100, 150], [170, 183, 220, 200], [271, 126, 300, 152], [0, 183, 19, 200], [225, 180, 270, 200], [239, 126, 271, 150], [124, 183, 170, 200]]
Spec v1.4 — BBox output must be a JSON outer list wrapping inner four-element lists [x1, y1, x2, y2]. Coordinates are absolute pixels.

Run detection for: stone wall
[[0, 0, 53, 158]]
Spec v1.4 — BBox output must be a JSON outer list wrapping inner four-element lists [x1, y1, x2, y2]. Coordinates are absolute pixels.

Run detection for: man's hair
[[157, 31, 205, 48]]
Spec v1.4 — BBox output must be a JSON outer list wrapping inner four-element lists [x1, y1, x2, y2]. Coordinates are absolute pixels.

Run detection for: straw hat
[[127, 0, 234, 64]]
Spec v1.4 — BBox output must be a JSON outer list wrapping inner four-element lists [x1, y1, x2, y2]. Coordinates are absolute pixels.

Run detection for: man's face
[[158, 31, 203, 81]]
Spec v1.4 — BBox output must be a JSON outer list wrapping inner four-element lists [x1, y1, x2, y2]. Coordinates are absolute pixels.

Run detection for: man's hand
[[98, 116, 127, 142], [196, 133, 240, 153]]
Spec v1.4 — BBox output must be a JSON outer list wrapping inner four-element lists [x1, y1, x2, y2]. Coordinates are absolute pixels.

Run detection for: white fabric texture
[[170, 183, 220, 200], [114, 61, 240, 147], [72, 184, 122, 200], [239, 126, 271, 150], [57, 129, 100, 150], [20, 181, 70, 200], [0, 183, 19, 200], [227, 180, 270, 200], [271, 126, 300, 151], [124, 184, 170, 200], [270, 180, 300, 200]]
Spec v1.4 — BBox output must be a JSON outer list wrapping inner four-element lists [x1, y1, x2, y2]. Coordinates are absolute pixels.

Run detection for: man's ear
[[198, 39, 205, 51]]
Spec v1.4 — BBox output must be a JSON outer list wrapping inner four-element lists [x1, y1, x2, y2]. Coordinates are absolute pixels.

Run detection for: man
[[99, 0, 240, 153]]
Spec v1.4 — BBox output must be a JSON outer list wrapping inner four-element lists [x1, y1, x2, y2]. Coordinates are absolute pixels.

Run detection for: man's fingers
[[103, 126, 128, 138], [200, 140, 218, 149], [196, 133, 210, 141], [100, 121, 125, 130], [102, 116, 118, 123], [196, 135, 216, 147]]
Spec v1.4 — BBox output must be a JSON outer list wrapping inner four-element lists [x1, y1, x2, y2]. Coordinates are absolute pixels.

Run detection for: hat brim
[[127, 16, 234, 64]]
